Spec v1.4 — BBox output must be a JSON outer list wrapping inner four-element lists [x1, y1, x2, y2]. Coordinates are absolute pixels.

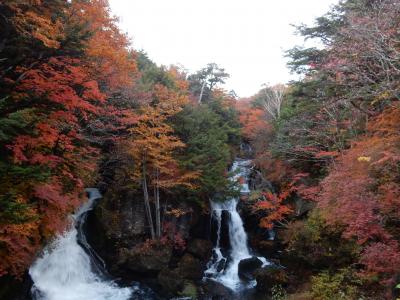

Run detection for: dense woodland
[[0, 0, 400, 299]]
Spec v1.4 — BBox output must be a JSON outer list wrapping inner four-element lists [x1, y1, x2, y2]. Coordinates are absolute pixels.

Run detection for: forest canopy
[[0, 0, 399, 299]]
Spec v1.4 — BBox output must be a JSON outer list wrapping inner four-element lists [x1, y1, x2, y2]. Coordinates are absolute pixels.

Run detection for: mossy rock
[[179, 281, 198, 299]]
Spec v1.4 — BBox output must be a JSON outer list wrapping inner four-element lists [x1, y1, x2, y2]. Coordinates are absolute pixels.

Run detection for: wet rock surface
[[120, 245, 173, 275], [84, 156, 289, 299], [238, 257, 263, 281], [84, 185, 212, 298], [187, 239, 213, 261], [177, 253, 204, 280], [158, 268, 184, 295], [201, 280, 237, 299]]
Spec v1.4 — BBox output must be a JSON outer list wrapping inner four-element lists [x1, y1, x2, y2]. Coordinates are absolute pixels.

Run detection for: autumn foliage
[[240, 0, 400, 296], [254, 191, 293, 229], [317, 105, 400, 284], [236, 99, 271, 142], [0, 0, 136, 278], [1, 2, 400, 299]]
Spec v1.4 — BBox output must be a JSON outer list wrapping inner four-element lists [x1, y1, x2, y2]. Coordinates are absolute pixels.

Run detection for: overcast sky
[[108, 0, 339, 97]]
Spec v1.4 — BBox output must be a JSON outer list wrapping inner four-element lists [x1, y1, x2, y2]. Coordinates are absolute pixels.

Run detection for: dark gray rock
[[187, 239, 213, 261], [177, 253, 204, 280], [158, 268, 184, 295], [238, 257, 263, 281], [120, 245, 173, 274], [216, 258, 227, 272], [202, 279, 236, 299]]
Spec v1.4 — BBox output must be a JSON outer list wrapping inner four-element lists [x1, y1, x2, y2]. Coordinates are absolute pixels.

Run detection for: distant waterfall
[[29, 188, 151, 300], [204, 160, 268, 291]]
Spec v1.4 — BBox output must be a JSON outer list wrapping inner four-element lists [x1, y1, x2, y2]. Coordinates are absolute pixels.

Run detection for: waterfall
[[29, 188, 149, 300], [204, 159, 268, 291]]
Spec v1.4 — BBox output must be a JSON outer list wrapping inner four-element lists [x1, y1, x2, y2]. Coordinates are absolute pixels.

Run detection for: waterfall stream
[[204, 159, 268, 291], [27, 161, 267, 298], [29, 188, 153, 300]]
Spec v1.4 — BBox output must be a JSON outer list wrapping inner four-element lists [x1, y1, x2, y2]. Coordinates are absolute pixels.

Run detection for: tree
[[257, 84, 286, 120], [236, 99, 271, 141], [0, 0, 137, 278], [70, 0, 138, 92], [173, 99, 240, 200], [317, 105, 400, 286], [126, 85, 198, 239], [188, 63, 229, 103], [254, 191, 293, 229], [0, 56, 105, 277]]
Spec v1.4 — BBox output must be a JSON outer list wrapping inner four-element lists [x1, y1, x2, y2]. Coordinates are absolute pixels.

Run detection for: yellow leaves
[[126, 94, 199, 190], [153, 84, 189, 113], [165, 208, 189, 218], [357, 156, 371, 162], [371, 91, 391, 105]]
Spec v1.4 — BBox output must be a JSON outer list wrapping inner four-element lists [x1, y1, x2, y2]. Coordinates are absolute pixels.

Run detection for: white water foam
[[204, 160, 269, 291], [29, 188, 133, 300]]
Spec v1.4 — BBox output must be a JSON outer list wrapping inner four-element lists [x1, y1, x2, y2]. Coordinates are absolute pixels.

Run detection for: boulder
[[187, 239, 213, 261], [122, 244, 173, 274], [238, 257, 263, 281], [158, 268, 184, 295], [216, 257, 227, 272], [202, 279, 236, 299], [177, 253, 204, 280], [85, 189, 147, 267], [255, 265, 288, 292]]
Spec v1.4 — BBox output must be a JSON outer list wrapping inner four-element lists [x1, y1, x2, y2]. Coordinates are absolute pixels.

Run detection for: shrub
[[311, 268, 362, 300]]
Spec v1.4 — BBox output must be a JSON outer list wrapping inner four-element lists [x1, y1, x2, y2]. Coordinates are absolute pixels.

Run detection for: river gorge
[[24, 157, 281, 300]]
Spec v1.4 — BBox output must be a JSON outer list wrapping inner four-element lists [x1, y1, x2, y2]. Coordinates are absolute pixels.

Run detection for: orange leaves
[[0, 219, 40, 278], [1, 57, 104, 277], [127, 101, 199, 191], [0, 0, 138, 279], [165, 208, 190, 218], [153, 83, 189, 112], [254, 191, 293, 229], [18, 57, 105, 113], [10, 2, 64, 49], [34, 180, 83, 235], [236, 99, 271, 141], [82, 80, 106, 102], [71, 0, 138, 91]]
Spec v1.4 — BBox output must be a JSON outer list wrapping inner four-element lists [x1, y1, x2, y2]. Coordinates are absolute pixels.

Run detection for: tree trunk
[[154, 168, 161, 239], [198, 80, 207, 104], [142, 158, 155, 239]]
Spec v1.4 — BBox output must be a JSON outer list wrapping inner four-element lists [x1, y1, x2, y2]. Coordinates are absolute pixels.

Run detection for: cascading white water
[[29, 188, 134, 300], [204, 160, 268, 291]]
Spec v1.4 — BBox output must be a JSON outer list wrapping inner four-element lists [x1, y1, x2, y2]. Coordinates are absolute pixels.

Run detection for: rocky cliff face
[[85, 186, 214, 298]]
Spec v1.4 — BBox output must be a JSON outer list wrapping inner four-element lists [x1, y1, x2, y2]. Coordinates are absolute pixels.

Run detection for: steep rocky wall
[[84, 186, 214, 298]]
